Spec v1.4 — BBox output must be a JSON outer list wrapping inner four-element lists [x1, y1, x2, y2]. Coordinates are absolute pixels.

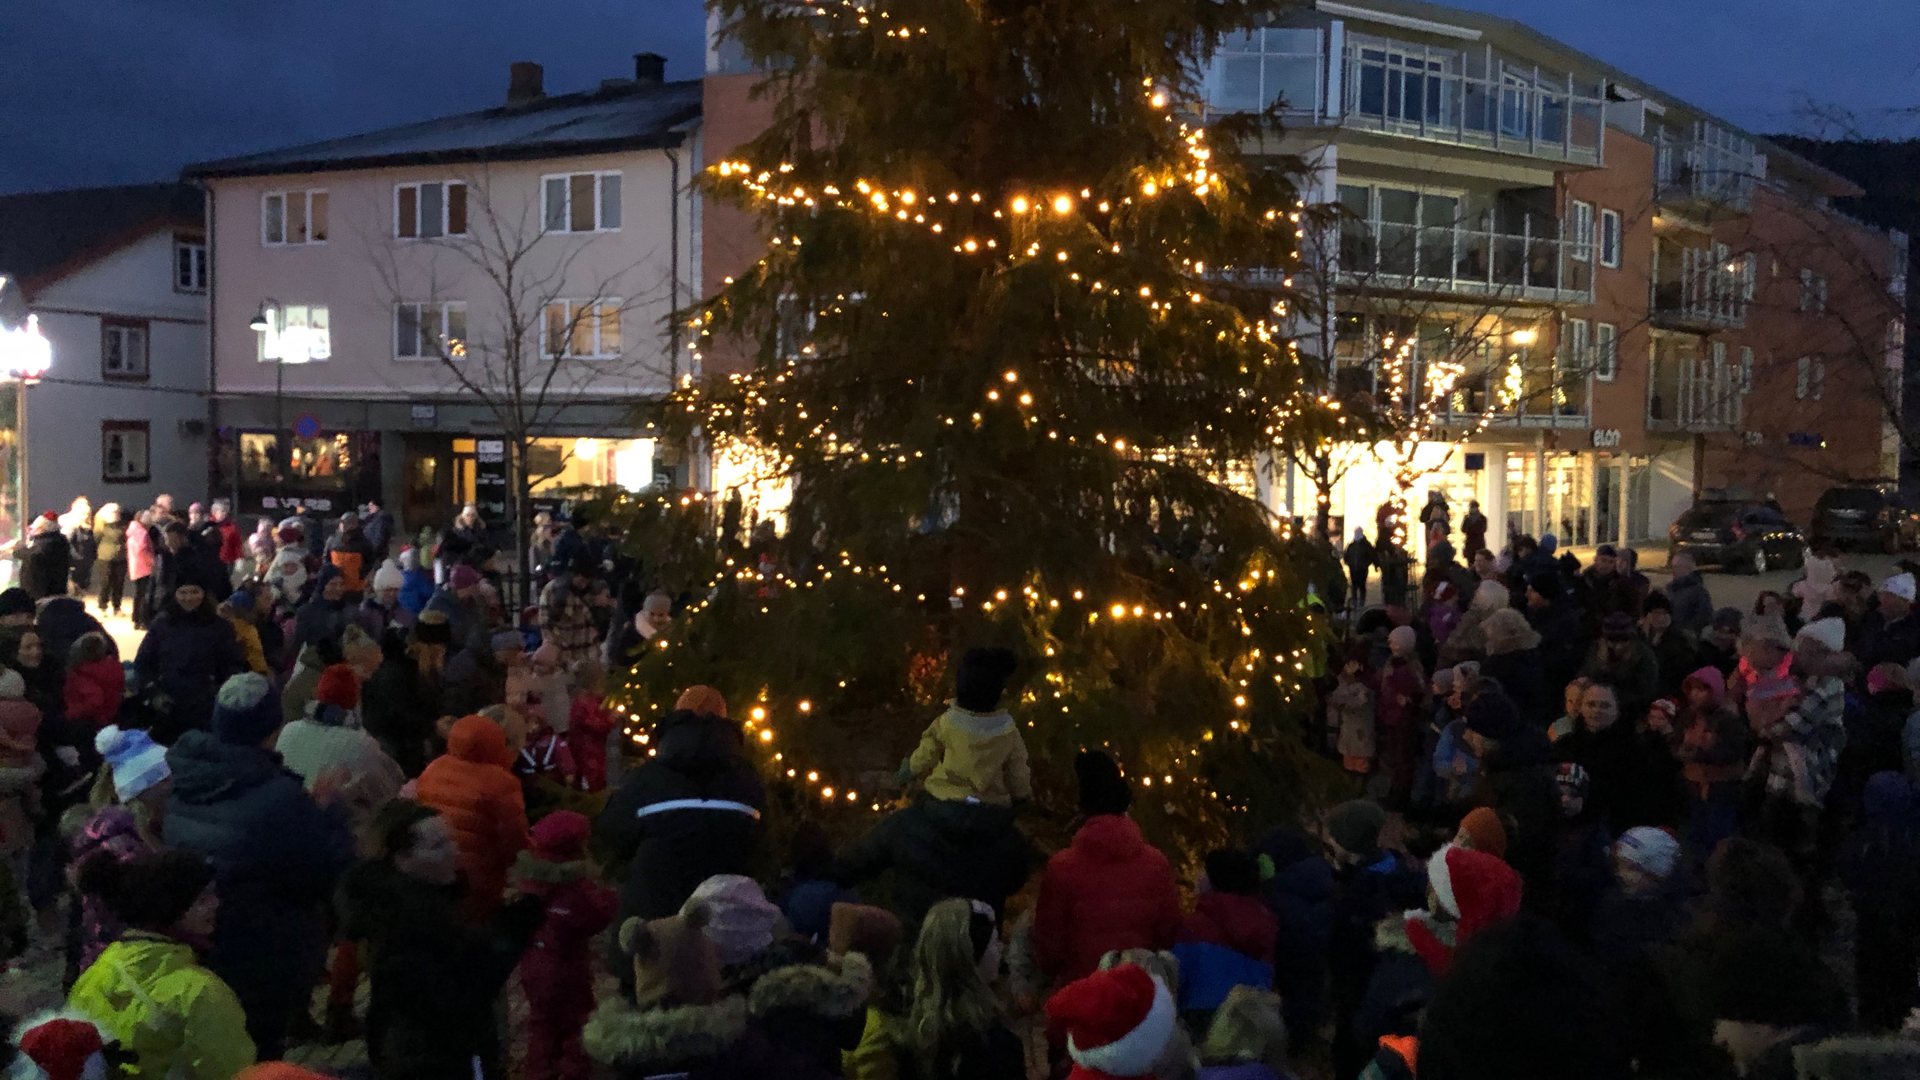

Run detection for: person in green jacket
[[68, 848, 256, 1080]]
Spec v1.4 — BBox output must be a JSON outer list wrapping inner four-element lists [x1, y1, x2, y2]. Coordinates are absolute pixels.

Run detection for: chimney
[[507, 61, 545, 105], [634, 52, 666, 86]]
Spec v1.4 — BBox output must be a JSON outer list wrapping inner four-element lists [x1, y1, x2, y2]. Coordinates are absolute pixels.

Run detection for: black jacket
[[1666, 572, 1714, 635], [833, 794, 1037, 925], [595, 710, 767, 922], [1526, 599, 1588, 698], [133, 602, 246, 736], [338, 859, 543, 1079], [21, 531, 70, 600], [1556, 721, 1656, 831], [36, 596, 109, 667], [1481, 647, 1548, 724]]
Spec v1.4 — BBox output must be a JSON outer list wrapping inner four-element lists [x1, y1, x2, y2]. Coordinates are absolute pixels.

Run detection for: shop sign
[[1591, 429, 1622, 449], [409, 404, 437, 429], [474, 438, 510, 520]]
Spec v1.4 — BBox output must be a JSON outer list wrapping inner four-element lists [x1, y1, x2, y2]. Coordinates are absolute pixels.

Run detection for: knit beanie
[[0, 589, 33, 618], [371, 560, 405, 593], [94, 726, 170, 802], [0, 669, 23, 700], [1796, 616, 1847, 654], [1046, 963, 1178, 1078], [225, 588, 255, 614], [674, 685, 728, 719], [954, 646, 1019, 712], [1457, 807, 1508, 860], [412, 610, 452, 646], [529, 810, 592, 863], [828, 902, 904, 964], [11, 1014, 109, 1080], [684, 874, 781, 966], [1075, 749, 1133, 817], [621, 908, 723, 1010], [449, 564, 482, 590], [313, 664, 359, 710], [1326, 799, 1386, 860], [1614, 827, 1681, 883], [211, 673, 282, 745], [1464, 692, 1520, 740]]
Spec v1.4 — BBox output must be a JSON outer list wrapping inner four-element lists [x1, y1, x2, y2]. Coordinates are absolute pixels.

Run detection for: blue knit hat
[[95, 725, 170, 801], [211, 673, 282, 745]]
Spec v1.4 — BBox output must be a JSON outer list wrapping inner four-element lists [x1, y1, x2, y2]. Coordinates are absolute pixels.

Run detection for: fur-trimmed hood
[[513, 851, 591, 886], [1374, 910, 1454, 956], [582, 994, 750, 1068], [748, 950, 873, 1020]]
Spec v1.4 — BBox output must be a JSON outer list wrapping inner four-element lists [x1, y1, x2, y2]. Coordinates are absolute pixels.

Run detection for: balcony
[[1648, 347, 1743, 432], [1334, 217, 1592, 304], [1330, 342, 1589, 429], [1656, 121, 1759, 214], [1651, 244, 1750, 331], [1204, 26, 1606, 167]]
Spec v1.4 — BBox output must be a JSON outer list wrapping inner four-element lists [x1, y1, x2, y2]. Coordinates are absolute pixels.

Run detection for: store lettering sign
[[1591, 429, 1622, 449]]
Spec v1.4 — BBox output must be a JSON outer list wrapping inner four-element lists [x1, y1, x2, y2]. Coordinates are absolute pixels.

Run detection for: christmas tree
[[613, 0, 1343, 852]]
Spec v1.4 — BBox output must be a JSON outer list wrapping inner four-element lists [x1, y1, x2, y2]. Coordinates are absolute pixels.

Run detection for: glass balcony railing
[[1652, 246, 1749, 330], [1648, 352, 1743, 431], [1330, 349, 1589, 427], [1335, 218, 1592, 302], [1656, 121, 1758, 212], [1204, 27, 1607, 167]]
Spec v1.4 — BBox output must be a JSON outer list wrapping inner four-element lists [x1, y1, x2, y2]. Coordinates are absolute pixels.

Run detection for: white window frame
[[1565, 316, 1590, 376], [261, 189, 329, 247], [1598, 208, 1621, 269], [173, 237, 207, 293], [540, 299, 623, 359], [540, 171, 622, 234], [394, 181, 469, 240], [1814, 355, 1826, 400], [1739, 346, 1754, 394], [101, 421, 151, 484], [394, 301, 469, 361], [1797, 354, 1826, 400], [256, 303, 332, 363], [1594, 322, 1618, 381], [101, 320, 149, 380], [1570, 200, 1594, 264]]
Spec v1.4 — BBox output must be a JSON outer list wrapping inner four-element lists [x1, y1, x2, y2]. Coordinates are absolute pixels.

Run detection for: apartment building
[[1208, 0, 1907, 544], [186, 55, 699, 531], [0, 183, 209, 553]]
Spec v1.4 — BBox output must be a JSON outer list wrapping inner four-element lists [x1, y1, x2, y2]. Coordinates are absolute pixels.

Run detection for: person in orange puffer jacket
[[416, 715, 531, 923], [1034, 752, 1180, 984]]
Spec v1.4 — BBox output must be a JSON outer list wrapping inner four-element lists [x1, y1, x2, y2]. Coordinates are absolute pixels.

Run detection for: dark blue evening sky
[[1, 0, 1914, 193]]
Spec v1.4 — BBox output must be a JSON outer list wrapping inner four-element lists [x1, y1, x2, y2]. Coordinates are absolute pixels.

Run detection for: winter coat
[[399, 567, 435, 616], [1646, 627, 1699, 699], [1480, 645, 1547, 724], [745, 951, 875, 1080], [127, 518, 155, 580], [291, 596, 350, 655], [37, 594, 108, 665], [69, 932, 257, 1080], [1179, 891, 1279, 963], [1556, 721, 1656, 830], [1345, 537, 1375, 578], [416, 718, 531, 922], [1328, 679, 1375, 761], [891, 1018, 1026, 1080], [832, 794, 1036, 927], [337, 859, 545, 1080], [277, 709, 406, 831], [1666, 571, 1714, 635], [567, 693, 615, 791], [1580, 568, 1643, 623], [280, 646, 325, 726], [0, 750, 42, 858], [21, 530, 71, 599], [95, 519, 127, 564], [1753, 674, 1848, 808], [1350, 916, 1439, 1071], [213, 519, 243, 565], [69, 806, 154, 979], [1033, 813, 1181, 982], [223, 613, 268, 676], [163, 730, 354, 1029], [1860, 613, 1920, 671], [1254, 829, 1334, 1039], [64, 655, 125, 730], [1527, 598, 1588, 693], [514, 854, 618, 1020], [907, 704, 1033, 806], [424, 586, 490, 656], [361, 656, 440, 778], [1472, 725, 1558, 877], [134, 604, 246, 733], [596, 710, 766, 922], [1580, 639, 1662, 722], [583, 995, 789, 1080], [325, 531, 377, 594]]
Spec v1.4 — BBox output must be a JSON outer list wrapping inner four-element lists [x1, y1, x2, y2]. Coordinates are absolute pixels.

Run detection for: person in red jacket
[[565, 659, 615, 792], [514, 810, 618, 1080], [416, 714, 532, 924], [64, 631, 125, 729], [1034, 751, 1180, 984]]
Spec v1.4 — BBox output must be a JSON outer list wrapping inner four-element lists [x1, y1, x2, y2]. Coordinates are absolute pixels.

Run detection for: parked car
[[1809, 485, 1920, 553], [1668, 500, 1806, 574]]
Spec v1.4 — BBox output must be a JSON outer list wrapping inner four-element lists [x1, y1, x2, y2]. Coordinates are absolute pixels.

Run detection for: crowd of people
[[0, 487, 1915, 1080]]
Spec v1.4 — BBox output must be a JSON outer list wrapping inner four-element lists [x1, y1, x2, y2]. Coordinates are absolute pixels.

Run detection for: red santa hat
[[1408, 843, 1523, 977], [12, 1013, 109, 1080], [1045, 964, 1177, 1079]]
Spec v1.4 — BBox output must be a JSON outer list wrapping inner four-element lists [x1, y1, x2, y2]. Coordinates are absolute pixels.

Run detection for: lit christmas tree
[[612, 0, 1345, 851]]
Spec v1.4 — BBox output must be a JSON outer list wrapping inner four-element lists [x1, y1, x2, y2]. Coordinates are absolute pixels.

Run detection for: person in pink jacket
[[126, 509, 156, 630]]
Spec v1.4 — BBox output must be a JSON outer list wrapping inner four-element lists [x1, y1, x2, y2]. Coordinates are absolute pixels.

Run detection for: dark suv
[[1667, 500, 1805, 574], [1810, 485, 1919, 553]]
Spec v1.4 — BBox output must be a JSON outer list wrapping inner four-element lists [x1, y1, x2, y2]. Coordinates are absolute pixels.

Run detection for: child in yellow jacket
[[904, 647, 1032, 805]]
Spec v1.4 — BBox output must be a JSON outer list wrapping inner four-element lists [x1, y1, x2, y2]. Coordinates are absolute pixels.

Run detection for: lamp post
[[248, 300, 286, 510], [0, 274, 53, 573]]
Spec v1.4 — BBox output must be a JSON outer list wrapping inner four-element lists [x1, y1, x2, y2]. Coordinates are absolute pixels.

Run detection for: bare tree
[[370, 167, 675, 599]]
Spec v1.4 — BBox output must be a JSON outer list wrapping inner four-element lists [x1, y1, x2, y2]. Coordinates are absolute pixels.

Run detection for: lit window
[[541, 300, 622, 358], [262, 190, 329, 246], [257, 304, 331, 362], [396, 181, 469, 239], [541, 172, 621, 233]]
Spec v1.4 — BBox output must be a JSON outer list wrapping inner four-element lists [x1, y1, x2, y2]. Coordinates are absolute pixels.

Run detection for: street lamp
[[0, 274, 52, 567]]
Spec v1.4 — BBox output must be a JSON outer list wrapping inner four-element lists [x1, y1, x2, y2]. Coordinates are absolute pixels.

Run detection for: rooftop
[[186, 77, 702, 179], [0, 182, 203, 291]]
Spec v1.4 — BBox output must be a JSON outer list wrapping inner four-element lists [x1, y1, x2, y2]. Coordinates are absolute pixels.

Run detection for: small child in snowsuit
[[516, 709, 578, 822], [565, 659, 615, 794], [904, 646, 1032, 805], [515, 811, 618, 1080], [1327, 656, 1375, 775]]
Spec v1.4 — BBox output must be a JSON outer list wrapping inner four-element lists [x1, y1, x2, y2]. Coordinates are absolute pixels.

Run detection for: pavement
[[1641, 550, 1910, 617]]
